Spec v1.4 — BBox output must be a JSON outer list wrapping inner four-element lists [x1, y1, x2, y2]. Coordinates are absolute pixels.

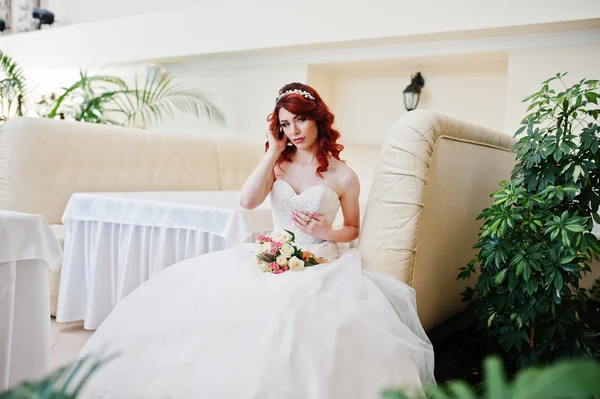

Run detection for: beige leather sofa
[[2, 111, 594, 331]]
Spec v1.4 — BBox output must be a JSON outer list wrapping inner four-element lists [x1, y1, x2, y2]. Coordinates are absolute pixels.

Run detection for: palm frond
[[116, 74, 226, 128], [44, 69, 225, 129], [46, 70, 130, 119], [0, 50, 26, 89], [0, 50, 27, 118], [72, 90, 124, 123], [85, 74, 129, 89]]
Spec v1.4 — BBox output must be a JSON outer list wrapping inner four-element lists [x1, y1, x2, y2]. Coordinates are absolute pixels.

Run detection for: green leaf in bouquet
[[257, 253, 276, 263], [304, 258, 320, 267], [284, 229, 296, 243]]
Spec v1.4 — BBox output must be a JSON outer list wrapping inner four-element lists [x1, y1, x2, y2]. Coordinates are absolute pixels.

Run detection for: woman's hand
[[267, 128, 288, 156], [291, 211, 332, 241]]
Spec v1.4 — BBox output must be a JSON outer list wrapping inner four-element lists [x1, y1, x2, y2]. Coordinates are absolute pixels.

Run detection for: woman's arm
[[240, 129, 287, 210], [239, 150, 280, 210], [324, 169, 360, 243]]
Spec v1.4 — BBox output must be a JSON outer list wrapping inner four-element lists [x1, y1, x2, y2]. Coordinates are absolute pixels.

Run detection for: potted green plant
[[458, 73, 600, 368]]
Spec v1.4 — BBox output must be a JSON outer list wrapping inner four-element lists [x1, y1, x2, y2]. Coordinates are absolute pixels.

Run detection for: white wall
[[150, 63, 309, 136], [307, 67, 334, 107], [328, 58, 508, 145], [3, 0, 599, 69], [505, 43, 600, 135], [16, 53, 511, 146], [131, 55, 510, 143], [40, 0, 217, 25]]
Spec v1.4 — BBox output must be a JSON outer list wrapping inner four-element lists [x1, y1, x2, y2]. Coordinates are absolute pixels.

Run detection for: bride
[[75, 83, 435, 399]]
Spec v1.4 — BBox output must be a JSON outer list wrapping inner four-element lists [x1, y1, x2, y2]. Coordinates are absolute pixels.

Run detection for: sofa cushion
[[0, 118, 222, 224], [214, 137, 267, 190]]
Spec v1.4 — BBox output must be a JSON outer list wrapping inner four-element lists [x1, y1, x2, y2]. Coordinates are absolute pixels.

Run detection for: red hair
[[266, 82, 344, 178]]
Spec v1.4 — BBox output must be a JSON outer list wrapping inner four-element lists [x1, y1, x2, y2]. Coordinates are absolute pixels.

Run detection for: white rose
[[258, 242, 271, 253], [255, 258, 270, 273], [254, 242, 271, 253], [273, 230, 292, 244], [280, 244, 294, 258], [276, 255, 288, 266], [288, 256, 305, 271]]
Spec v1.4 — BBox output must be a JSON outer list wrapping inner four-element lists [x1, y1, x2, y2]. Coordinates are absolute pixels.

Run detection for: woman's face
[[278, 107, 319, 151]]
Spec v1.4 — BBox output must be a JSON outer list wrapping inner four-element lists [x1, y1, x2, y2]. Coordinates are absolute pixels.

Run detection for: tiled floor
[[51, 317, 94, 371]]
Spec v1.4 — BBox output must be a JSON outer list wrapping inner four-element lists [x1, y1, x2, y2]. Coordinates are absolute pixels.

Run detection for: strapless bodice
[[269, 180, 341, 261]]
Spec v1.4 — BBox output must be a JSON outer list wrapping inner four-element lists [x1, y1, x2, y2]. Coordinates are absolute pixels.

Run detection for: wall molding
[[166, 28, 600, 72]]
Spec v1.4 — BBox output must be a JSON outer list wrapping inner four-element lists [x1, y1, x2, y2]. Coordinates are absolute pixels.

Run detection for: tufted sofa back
[[358, 110, 516, 330], [0, 117, 380, 224]]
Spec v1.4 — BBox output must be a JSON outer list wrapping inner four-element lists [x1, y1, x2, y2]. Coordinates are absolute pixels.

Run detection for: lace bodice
[[270, 180, 341, 261]]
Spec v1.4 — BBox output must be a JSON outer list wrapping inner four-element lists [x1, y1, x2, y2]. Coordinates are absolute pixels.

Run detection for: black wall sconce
[[403, 72, 425, 111], [32, 8, 55, 28]]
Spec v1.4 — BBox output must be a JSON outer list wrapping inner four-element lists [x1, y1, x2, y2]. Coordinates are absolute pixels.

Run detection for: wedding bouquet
[[254, 230, 325, 274]]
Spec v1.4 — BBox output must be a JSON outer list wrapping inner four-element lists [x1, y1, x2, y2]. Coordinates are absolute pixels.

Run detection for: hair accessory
[[275, 89, 315, 103]]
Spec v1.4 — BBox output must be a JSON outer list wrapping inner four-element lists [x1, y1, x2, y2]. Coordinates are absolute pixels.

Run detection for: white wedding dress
[[76, 180, 435, 399]]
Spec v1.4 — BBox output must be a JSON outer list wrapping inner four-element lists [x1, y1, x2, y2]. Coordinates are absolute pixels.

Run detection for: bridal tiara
[[275, 89, 316, 103]]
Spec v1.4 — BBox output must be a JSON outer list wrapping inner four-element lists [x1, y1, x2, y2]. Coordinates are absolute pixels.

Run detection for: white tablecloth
[[0, 211, 62, 391], [56, 191, 274, 330]]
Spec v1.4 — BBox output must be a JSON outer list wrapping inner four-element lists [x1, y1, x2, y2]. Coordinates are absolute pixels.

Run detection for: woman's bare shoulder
[[330, 159, 359, 193]]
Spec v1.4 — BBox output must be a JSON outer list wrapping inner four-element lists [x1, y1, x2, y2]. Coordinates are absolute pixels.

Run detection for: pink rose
[[270, 247, 278, 255], [282, 265, 289, 272], [274, 241, 282, 249], [257, 235, 265, 241], [274, 270, 283, 274], [264, 237, 272, 243], [270, 262, 279, 271]]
